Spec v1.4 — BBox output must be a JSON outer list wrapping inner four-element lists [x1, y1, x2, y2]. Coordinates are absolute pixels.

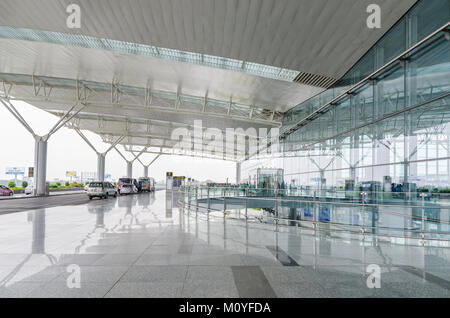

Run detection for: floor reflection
[[0, 190, 448, 298]]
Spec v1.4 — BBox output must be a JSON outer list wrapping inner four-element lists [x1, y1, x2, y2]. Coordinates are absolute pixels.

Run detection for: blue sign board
[[5, 167, 25, 175]]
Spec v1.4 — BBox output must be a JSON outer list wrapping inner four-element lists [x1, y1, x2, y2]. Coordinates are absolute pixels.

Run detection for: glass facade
[[243, 0, 450, 193]]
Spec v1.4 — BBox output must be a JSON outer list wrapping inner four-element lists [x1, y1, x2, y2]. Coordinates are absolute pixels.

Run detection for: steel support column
[[236, 162, 241, 184], [144, 166, 149, 177], [127, 161, 133, 178], [97, 153, 106, 182], [34, 137, 48, 196]]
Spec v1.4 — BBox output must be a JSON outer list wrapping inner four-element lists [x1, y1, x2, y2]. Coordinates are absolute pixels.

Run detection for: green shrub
[[49, 184, 58, 189], [56, 182, 61, 187], [439, 189, 450, 193], [69, 182, 84, 188], [8, 181, 16, 188], [22, 181, 28, 188], [65, 181, 70, 186]]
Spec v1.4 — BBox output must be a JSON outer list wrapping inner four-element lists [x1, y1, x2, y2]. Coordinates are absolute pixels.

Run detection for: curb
[[0, 191, 85, 201]]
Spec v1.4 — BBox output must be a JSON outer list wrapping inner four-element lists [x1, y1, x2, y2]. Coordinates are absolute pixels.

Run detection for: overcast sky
[[0, 101, 236, 183]]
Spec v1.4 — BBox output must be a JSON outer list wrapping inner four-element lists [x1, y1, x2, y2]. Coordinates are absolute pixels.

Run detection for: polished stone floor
[[0, 190, 448, 298]]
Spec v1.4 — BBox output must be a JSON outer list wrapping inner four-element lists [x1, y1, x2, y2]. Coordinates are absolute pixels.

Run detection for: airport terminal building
[[0, 0, 449, 300], [242, 0, 450, 194]]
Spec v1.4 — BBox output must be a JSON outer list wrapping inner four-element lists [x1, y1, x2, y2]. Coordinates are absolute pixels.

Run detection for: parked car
[[86, 181, 117, 200], [118, 184, 134, 195], [0, 185, 14, 196], [117, 178, 139, 194], [25, 184, 34, 195]]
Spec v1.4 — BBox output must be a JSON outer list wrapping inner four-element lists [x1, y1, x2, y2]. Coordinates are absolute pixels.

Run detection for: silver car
[[87, 182, 117, 200], [118, 184, 134, 195]]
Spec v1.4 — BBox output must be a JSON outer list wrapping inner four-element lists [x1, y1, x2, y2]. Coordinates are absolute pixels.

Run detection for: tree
[[8, 181, 16, 188], [22, 181, 28, 188]]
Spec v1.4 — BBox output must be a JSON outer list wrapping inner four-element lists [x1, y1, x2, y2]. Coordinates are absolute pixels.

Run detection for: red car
[[0, 185, 14, 196]]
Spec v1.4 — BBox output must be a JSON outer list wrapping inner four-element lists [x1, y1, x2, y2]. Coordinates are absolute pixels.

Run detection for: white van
[[86, 182, 117, 200]]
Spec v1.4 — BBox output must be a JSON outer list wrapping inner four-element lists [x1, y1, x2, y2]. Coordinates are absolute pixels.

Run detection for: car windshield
[[89, 182, 103, 188], [122, 185, 131, 188], [119, 178, 132, 184]]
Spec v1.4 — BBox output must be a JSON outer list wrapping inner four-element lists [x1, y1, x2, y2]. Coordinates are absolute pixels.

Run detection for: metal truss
[[123, 145, 243, 162], [0, 73, 283, 126]]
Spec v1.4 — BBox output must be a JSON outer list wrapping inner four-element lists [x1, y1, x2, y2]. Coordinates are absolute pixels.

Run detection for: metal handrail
[[182, 197, 450, 243], [196, 194, 450, 225], [179, 186, 450, 244]]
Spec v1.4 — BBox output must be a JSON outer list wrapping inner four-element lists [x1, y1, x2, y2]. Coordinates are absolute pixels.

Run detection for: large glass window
[[406, 36, 450, 107], [375, 19, 405, 68], [374, 65, 405, 119], [246, 0, 450, 195], [406, 0, 450, 47]]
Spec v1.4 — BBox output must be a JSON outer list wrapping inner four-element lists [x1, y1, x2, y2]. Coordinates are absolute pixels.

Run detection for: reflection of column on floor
[[361, 243, 366, 276], [96, 210, 105, 228], [166, 190, 173, 218], [288, 208, 297, 227], [31, 209, 46, 254], [195, 213, 199, 239], [187, 207, 190, 235], [207, 214, 210, 245], [288, 221, 300, 258], [313, 234, 317, 270], [223, 214, 227, 250], [245, 221, 249, 256]]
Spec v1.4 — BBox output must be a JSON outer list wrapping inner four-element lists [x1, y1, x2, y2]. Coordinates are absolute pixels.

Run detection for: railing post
[[313, 190, 317, 234], [223, 188, 227, 220], [188, 186, 191, 210], [361, 192, 366, 241], [195, 186, 199, 218], [207, 186, 210, 221], [275, 188, 279, 232], [421, 193, 426, 245], [245, 188, 248, 223]]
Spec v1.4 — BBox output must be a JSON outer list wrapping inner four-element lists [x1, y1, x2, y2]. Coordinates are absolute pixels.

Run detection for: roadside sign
[[66, 171, 77, 177], [28, 167, 34, 177], [5, 167, 25, 175]]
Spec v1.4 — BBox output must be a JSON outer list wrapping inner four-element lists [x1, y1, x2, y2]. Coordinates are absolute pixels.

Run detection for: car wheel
[[9, 192, 13, 196], [114, 192, 117, 198], [89, 196, 92, 200]]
